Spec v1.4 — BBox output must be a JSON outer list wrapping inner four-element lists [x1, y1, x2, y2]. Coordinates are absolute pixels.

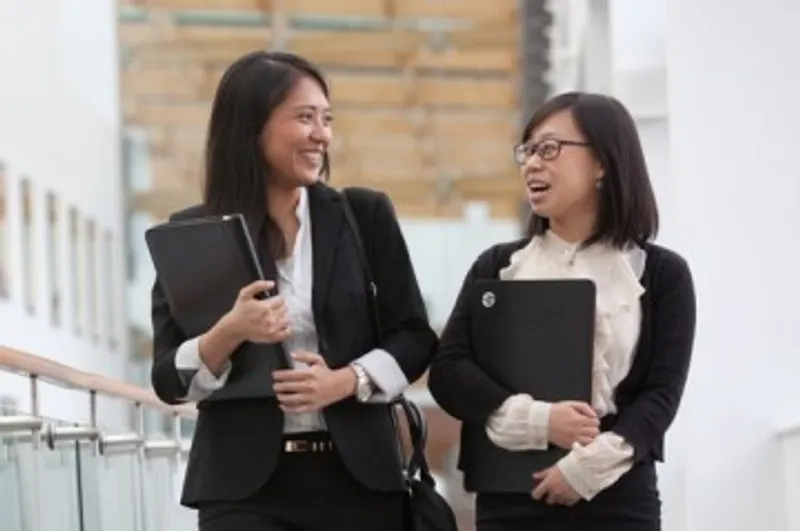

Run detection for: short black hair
[[522, 92, 659, 248], [202, 51, 329, 258]]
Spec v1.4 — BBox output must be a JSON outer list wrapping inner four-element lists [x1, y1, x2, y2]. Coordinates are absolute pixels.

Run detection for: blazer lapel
[[308, 183, 344, 318], [243, 211, 279, 287]]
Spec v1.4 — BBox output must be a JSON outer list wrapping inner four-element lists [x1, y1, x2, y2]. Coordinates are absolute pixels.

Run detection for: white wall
[[666, 1, 800, 530], [0, 0, 130, 430], [402, 207, 520, 329]]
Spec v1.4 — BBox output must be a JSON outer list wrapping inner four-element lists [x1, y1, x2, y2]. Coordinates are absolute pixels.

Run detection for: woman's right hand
[[222, 280, 291, 344], [548, 401, 600, 449]]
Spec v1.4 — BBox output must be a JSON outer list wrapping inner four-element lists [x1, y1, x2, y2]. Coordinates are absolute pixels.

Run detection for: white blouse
[[484, 231, 646, 500]]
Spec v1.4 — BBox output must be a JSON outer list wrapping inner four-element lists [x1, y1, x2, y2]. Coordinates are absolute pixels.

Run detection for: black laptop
[[461, 278, 596, 493], [145, 213, 291, 402]]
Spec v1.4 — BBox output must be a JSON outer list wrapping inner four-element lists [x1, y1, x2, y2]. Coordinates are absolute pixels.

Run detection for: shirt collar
[[295, 186, 309, 223]]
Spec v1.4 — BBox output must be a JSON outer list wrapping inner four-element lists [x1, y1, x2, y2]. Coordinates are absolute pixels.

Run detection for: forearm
[[428, 353, 512, 425], [486, 394, 552, 451], [557, 432, 635, 500], [198, 313, 242, 375]]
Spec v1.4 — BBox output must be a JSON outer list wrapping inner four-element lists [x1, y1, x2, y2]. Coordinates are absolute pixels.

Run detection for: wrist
[[335, 367, 358, 399], [200, 316, 241, 375], [217, 311, 243, 343], [349, 362, 375, 402]]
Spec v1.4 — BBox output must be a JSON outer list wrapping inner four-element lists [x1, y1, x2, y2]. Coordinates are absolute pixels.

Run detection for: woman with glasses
[[427, 92, 696, 530]]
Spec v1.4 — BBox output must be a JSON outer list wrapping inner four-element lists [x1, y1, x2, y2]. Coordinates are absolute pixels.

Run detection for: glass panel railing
[[0, 416, 41, 531], [35, 428, 83, 531], [75, 440, 103, 531], [1, 348, 200, 531], [141, 447, 178, 531], [92, 447, 144, 531]]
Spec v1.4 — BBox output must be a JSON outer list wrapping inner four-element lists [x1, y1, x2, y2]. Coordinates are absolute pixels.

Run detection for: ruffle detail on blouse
[[498, 233, 645, 417]]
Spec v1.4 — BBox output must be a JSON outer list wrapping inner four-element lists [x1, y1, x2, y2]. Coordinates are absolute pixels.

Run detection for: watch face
[[357, 382, 371, 402]]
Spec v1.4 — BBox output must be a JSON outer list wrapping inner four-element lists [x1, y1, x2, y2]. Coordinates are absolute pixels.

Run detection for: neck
[[548, 206, 597, 245], [266, 185, 301, 224]]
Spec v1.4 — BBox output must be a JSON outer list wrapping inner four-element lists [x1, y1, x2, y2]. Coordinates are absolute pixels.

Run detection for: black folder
[[145, 213, 291, 402], [461, 278, 596, 493]]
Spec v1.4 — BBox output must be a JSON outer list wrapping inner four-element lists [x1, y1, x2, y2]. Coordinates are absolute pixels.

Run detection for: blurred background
[[1, 1, 799, 530]]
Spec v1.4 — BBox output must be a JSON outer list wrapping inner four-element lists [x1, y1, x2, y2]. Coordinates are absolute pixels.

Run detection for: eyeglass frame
[[512, 138, 591, 165]]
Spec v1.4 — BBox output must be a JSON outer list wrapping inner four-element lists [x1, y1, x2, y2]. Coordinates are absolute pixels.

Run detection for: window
[[103, 230, 117, 350], [122, 127, 152, 283], [46, 192, 61, 326], [69, 208, 82, 335], [0, 164, 8, 298], [86, 219, 98, 343], [21, 179, 35, 314]]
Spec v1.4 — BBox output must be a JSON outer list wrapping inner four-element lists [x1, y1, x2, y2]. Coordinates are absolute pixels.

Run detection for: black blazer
[[427, 238, 696, 488], [150, 182, 437, 508]]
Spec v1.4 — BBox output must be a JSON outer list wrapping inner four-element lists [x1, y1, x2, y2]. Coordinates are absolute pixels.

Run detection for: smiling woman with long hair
[[428, 92, 696, 531], [149, 51, 437, 531]]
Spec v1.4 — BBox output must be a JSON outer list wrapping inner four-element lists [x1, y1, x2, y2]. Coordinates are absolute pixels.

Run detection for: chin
[[528, 202, 551, 218], [294, 170, 322, 187]]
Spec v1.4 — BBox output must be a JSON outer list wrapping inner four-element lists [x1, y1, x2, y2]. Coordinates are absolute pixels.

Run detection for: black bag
[[341, 187, 459, 531]]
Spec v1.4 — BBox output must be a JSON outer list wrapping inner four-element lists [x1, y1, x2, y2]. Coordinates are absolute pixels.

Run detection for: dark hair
[[522, 92, 659, 248], [202, 50, 330, 259]]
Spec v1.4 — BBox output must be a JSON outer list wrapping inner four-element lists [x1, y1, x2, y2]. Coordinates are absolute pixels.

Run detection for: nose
[[523, 151, 544, 172], [310, 119, 331, 147]]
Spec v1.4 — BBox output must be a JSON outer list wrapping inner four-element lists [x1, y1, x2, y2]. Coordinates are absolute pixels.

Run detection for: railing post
[[29, 374, 40, 450]]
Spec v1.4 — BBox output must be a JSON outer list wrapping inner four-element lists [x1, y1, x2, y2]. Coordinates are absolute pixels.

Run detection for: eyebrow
[[293, 104, 332, 113], [528, 131, 559, 143]]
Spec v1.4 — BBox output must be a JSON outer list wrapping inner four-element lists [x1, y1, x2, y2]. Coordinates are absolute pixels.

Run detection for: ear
[[593, 156, 604, 176]]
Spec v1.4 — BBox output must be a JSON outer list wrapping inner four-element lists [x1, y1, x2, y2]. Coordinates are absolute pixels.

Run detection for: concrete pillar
[[666, 1, 800, 530], [582, 0, 612, 93]]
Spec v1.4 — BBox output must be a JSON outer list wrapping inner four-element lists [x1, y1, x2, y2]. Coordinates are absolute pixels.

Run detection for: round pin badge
[[481, 291, 496, 308]]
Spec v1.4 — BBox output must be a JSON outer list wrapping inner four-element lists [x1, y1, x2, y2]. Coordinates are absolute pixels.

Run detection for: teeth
[[301, 152, 323, 164]]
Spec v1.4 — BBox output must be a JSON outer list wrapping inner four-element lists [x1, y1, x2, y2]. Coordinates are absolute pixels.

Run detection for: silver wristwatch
[[350, 362, 374, 402]]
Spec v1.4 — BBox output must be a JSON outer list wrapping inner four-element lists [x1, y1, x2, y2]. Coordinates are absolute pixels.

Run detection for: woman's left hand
[[531, 465, 582, 506], [273, 351, 356, 413]]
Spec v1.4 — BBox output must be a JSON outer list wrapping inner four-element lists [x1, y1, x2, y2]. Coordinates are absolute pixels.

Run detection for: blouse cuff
[[353, 348, 409, 403], [556, 432, 635, 501], [528, 399, 552, 449], [174, 337, 232, 402], [486, 394, 551, 451]]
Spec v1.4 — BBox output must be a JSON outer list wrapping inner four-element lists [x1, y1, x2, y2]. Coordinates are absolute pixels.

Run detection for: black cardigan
[[427, 238, 696, 466]]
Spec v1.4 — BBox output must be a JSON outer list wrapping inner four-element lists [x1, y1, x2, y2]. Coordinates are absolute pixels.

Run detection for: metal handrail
[[0, 345, 195, 456], [0, 345, 196, 419]]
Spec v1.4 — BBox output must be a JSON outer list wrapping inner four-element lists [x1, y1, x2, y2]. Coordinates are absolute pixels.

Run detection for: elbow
[[426, 357, 452, 412], [417, 328, 439, 377], [150, 355, 187, 406], [401, 322, 439, 383], [151, 374, 184, 406]]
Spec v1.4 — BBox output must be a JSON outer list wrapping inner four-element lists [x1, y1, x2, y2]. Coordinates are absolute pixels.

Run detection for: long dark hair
[[202, 50, 330, 259], [522, 92, 659, 249]]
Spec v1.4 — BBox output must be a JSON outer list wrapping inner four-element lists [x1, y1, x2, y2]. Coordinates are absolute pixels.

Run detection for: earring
[[596, 179, 603, 189]]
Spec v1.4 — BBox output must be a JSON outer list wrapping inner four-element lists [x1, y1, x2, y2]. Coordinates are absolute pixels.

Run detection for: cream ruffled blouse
[[494, 231, 647, 500]]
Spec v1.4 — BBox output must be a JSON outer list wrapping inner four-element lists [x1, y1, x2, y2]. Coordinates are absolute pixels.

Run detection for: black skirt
[[475, 461, 661, 531]]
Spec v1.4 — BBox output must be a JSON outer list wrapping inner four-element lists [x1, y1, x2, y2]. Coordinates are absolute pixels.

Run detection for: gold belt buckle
[[284, 439, 331, 453]]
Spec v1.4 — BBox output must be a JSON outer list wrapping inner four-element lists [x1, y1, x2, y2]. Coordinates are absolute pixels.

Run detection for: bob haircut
[[202, 50, 330, 258], [522, 92, 659, 249]]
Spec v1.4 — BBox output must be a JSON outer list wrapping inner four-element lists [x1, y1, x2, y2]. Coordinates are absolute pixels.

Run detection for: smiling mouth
[[527, 182, 551, 193], [299, 151, 324, 165]]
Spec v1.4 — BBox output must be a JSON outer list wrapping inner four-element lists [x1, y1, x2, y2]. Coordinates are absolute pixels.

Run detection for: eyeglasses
[[512, 138, 591, 165]]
